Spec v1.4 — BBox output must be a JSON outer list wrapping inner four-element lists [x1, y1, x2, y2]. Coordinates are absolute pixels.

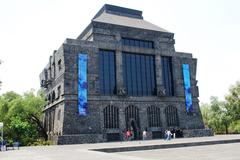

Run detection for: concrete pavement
[[1, 135, 240, 160]]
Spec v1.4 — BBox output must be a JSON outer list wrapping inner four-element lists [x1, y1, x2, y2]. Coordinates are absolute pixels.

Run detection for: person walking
[[142, 130, 147, 140], [166, 130, 172, 140], [126, 130, 131, 141], [164, 130, 168, 140]]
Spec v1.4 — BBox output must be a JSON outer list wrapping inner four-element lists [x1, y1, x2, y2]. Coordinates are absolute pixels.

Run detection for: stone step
[[91, 138, 240, 153]]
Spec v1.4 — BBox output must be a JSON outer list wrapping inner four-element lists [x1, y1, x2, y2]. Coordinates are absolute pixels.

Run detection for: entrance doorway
[[128, 119, 140, 140], [125, 105, 140, 140]]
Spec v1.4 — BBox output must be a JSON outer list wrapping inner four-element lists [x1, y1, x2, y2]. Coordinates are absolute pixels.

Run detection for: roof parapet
[[93, 4, 143, 20]]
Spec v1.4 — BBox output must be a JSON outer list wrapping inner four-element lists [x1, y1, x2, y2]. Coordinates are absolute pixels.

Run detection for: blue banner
[[78, 54, 88, 116], [182, 64, 193, 113]]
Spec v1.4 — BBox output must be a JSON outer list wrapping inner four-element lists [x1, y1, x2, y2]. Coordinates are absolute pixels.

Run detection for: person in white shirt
[[142, 130, 147, 140], [166, 130, 172, 140]]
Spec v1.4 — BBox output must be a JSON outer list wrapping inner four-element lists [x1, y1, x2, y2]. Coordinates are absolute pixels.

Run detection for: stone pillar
[[155, 55, 165, 96], [115, 37, 126, 96], [172, 56, 184, 97], [161, 105, 167, 128], [116, 50, 123, 89], [139, 104, 148, 131], [119, 102, 126, 130]]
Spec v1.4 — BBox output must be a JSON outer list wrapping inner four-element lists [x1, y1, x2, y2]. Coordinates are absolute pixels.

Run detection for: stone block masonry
[[39, 4, 213, 144]]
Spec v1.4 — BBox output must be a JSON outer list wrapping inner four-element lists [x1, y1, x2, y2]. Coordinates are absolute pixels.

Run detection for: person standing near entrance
[[130, 130, 134, 140], [142, 130, 147, 140], [126, 130, 131, 141], [166, 130, 172, 140], [164, 130, 168, 140]]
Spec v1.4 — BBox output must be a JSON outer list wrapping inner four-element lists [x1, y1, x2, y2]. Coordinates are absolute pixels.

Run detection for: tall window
[[122, 38, 154, 49], [52, 91, 55, 103], [51, 109, 55, 133], [52, 62, 55, 78], [147, 106, 161, 127], [125, 105, 140, 128], [103, 105, 119, 129], [48, 94, 51, 104], [47, 109, 55, 133], [57, 85, 61, 99], [57, 109, 61, 121], [123, 52, 156, 96], [165, 106, 179, 127], [99, 50, 116, 95], [161, 56, 174, 96], [58, 59, 62, 71], [44, 69, 48, 80], [44, 112, 48, 132], [48, 67, 51, 80]]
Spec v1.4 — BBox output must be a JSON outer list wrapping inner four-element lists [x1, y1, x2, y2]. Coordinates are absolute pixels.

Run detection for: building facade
[[40, 4, 212, 144]]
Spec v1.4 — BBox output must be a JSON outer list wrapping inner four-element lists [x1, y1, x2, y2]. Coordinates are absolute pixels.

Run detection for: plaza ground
[[1, 135, 240, 160]]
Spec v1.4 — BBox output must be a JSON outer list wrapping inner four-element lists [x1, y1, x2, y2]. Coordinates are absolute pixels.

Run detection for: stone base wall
[[51, 129, 213, 145], [52, 134, 104, 145], [183, 129, 214, 137]]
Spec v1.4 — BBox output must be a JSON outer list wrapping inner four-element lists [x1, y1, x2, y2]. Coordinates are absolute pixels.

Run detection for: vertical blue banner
[[182, 64, 193, 113], [78, 54, 88, 116]]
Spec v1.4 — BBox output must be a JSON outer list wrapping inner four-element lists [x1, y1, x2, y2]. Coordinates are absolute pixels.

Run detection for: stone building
[[39, 4, 212, 144]]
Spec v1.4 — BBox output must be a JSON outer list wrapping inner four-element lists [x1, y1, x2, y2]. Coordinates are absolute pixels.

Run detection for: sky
[[0, 0, 240, 103]]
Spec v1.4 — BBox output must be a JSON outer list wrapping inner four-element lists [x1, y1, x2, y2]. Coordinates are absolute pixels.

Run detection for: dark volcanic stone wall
[[40, 5, 212, 144]]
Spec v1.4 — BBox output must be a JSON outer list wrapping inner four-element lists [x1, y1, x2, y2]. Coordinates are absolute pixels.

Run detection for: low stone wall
[[53, 134, 104, 145], [51, 129, 213, 144], [183, 129, 213, 137]]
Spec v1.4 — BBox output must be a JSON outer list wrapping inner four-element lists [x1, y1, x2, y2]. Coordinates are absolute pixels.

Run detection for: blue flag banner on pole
[[182, 64, 193, 113], [78, 54, 88, 116]]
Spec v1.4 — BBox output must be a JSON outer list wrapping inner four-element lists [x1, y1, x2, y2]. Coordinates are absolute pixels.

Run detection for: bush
[[31, 139, 53, 146], [0, 90, 47, 146], [229, 120, 240, 133]]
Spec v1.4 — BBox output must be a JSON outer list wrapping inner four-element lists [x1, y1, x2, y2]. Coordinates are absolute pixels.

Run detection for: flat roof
[[93, 11, 170, 33]]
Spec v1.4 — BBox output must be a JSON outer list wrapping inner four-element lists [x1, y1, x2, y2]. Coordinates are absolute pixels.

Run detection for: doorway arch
[[125, 105, 140, 140]]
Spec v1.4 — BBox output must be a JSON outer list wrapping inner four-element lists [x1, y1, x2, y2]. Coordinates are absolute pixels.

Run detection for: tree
[[225, 81, 240, 121], [200, 103, 211, 128], [208, 97, 225, 133], [0, 91, 21, 122], [22, 90, 47, 140], [201, 97, 233, 134], [0, 60, 2, 89], [0, 90, 47, 145]]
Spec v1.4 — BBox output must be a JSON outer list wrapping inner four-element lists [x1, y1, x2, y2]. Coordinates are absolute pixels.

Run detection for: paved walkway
[[1, 135, 240, 160]]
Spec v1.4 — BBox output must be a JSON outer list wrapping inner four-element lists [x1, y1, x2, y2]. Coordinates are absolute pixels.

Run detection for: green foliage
[[0, 90, 46, 146], [229, 120, 240, 133], [31, 139, 53, 146], [225, 81, 240, 121], [200, 103, 211, 128], [201, 97, 231, 133], [201, 81, 240, 134], [0, 59, 2, 89]]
